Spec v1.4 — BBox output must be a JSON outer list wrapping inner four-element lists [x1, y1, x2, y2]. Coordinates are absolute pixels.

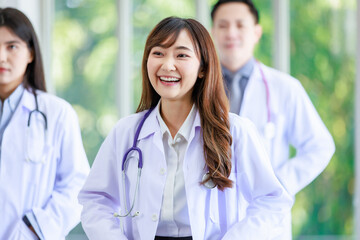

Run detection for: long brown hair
[[137, 17, 233, 190], [0, 8, 46, 92]]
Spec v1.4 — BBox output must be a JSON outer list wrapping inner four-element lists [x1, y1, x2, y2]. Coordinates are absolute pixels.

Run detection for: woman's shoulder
[[35, 90, 73, 110], [112, 110, 149, 134]]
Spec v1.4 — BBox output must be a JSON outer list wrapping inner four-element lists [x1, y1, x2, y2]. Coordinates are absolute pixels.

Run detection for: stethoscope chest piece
[[264, 122, 275, 140], [202, 172, 216, 189]]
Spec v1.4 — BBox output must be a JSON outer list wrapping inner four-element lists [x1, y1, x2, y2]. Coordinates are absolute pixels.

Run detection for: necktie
[[230, 73, 243, 114]]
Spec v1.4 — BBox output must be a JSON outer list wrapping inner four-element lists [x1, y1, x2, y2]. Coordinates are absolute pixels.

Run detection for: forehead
[[171, 30, 195, 48], [157, 29, 196, 49], [0, 26, 24, 43], [213, 2, 255, 23]]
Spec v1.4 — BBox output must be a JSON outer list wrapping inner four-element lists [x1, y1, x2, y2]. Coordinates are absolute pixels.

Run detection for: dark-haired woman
[[0, 8, 89, 240], [79, 17, 292, 240]]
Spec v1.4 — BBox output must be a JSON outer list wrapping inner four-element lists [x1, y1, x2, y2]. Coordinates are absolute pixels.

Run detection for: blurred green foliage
[[54, 0, 118, 165], [290, 0, 355, 237], [55, 0, 355, 238]]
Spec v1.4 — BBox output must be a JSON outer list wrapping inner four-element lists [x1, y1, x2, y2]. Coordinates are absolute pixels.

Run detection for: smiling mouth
[[159, 76, 180, 82]]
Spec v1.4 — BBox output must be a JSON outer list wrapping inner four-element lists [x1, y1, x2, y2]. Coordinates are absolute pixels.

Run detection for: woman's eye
[[178, 54, 188, 58], [152, 51, 163, 56]]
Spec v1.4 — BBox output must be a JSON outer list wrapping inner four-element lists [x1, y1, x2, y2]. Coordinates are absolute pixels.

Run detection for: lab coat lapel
[[240, 63, 268, 129], [2, 89, 34, 158], [21, 88, 37, 111], [132, 108, 167, 239], [0, 89, 35, 184], [137, 107, 164, 155]]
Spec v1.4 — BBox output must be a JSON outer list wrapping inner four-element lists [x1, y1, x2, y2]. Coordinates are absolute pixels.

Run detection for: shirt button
[[159, 168, 165, 175], [152, 214, 158, 222]]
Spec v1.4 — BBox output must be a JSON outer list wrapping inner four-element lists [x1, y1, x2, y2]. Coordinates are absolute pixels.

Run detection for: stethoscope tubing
[[121, 108, 154, 172], [115, 108, 154, 218], [27, 92, 48, 129]]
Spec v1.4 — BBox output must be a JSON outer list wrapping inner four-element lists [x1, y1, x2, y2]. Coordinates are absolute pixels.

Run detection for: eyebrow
[[5, 40, 22, 44], [156, 44, 193, 52]]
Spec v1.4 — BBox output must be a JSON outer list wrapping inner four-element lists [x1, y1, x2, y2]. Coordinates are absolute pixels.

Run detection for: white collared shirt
[[155, 101, 196, 237]]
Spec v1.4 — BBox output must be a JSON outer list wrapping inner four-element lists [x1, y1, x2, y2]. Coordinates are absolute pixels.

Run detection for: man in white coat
[[211, 0, 335, 238]]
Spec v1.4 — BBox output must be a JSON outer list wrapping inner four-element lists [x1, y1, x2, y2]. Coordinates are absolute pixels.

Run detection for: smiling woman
[[78, 16, 293, 240]]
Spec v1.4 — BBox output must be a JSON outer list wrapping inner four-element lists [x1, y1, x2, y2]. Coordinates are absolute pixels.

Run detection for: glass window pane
[[290, 0, 355, 237], [53, 0, 118, 166]]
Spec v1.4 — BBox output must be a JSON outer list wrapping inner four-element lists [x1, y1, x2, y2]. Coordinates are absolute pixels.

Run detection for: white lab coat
[[78, 107, 293, 240], [0, 89, 90, 240], [239, 62, 335, 196], [237, 62, 335, 238]]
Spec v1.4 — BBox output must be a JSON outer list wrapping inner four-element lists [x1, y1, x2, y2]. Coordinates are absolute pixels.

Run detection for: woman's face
[[147, 29, 202, 105], [0, 26, 33, 99]]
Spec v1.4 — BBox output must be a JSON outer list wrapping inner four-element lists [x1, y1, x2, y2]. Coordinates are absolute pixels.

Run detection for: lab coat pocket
[[11, 220, 38, 240], [25, 143, 53, 165]]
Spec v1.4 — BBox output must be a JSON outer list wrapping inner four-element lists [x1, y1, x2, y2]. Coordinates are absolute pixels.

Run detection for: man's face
[[212, 2, 262, 71]]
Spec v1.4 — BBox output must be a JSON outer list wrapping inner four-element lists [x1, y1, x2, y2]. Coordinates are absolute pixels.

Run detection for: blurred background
[[0, 0, 358, 239]]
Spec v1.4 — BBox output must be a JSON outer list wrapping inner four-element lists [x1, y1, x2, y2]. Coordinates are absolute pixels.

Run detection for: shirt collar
[[156, 101, 197, 142], [1, 84, 25, 112], [137, 101, 201, 142], [222, 57, 256, 80]]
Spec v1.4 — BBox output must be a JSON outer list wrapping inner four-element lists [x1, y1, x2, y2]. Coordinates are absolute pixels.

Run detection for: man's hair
[[211, 0, 259, 24]]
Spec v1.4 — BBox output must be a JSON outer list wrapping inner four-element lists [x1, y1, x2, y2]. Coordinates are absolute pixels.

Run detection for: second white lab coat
[[79, 107, 293, 240], [238, 62, 335, 196], [0, 89, 90, 240]]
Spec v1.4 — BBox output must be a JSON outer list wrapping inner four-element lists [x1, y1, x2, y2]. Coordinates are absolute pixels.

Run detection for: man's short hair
[[211, 0, 259, 24]]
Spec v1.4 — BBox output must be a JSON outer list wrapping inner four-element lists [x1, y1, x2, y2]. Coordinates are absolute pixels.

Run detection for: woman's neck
[[160, 99, 193, 138], [0, 80, 23, 102]]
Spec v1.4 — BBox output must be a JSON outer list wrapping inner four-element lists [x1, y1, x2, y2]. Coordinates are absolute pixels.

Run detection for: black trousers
[[154, 237, 192, 240]]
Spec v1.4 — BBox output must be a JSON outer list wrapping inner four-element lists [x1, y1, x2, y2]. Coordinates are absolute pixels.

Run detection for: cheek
[[146, 61, 155, 79], [183, 63, 201, 80], [147, 58, 159, 76]]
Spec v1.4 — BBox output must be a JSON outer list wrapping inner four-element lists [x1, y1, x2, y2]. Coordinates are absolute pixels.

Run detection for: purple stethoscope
[[256, 60, 275, 140], [113, 108, 154, 218], [113, 105, 218, 219]]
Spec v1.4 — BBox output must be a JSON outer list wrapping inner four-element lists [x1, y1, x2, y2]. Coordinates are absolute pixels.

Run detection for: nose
[[160, 56, 176, 72], [225, 25, 237, 40]]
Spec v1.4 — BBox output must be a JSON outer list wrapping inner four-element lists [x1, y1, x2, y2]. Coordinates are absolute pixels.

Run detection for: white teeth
[[159, 76, 180, 82]]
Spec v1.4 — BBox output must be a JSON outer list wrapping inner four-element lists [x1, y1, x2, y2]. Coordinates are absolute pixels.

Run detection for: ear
[[254, 24, 263, 44], [27, 49, 34, 64], [198, 70, 205, 79]]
